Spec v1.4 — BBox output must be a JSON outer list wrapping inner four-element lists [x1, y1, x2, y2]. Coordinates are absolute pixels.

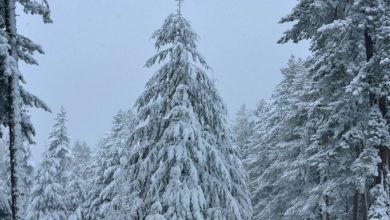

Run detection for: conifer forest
[[1, 0, 390, 219]]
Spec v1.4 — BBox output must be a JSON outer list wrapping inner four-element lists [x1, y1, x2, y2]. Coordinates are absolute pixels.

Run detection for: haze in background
[[17, 0, 309, 164]]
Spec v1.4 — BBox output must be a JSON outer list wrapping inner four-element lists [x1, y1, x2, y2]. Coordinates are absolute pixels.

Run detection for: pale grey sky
[[17, 0, 310, 164]]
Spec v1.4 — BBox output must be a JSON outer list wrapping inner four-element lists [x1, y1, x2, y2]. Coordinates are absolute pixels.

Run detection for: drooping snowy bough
[[117, 9, 252, 220], [0, 0, 51, 219], [84, 110, 135, 220], [27, 108, 73, 220]]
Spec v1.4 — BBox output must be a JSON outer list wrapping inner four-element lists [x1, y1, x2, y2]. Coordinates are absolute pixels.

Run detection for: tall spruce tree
[[0, 0, 51, 219], [27, 107, 72, 220], [68, 140, 92, 219], [84, 110, 135, 219], [275, 0, 390, 219], [117, 1, 252, 219], [232, 105, 256, 162], [248, 57, 313, 219], [72, 140, 92, 177], [65, 141, 92, 220]]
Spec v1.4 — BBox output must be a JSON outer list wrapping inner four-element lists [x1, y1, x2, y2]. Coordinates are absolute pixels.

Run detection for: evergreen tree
[[0, 0, 51, 218], [84, 110, 135, 219], [27, 107, 72, 220], [67, 140, 93, 219], [0, 125, 34, 219], [273, 0, 390, 218], [117, 1, 252, 219], [66, 175, 86, 220], [72, 140, 92, 176], [253, 99, 266, 119], [232, 104, 255, 161], [248, 57, 312, 219]]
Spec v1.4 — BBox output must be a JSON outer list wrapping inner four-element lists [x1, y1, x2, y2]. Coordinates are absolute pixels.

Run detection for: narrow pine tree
[[62, 142, 91, 220], [27, 107, 72, 220], [232, 104, 255, 162], [248, 57, 312, 219], [67, 140, 92, 219], [1, 0, 51, 218], [66, 175, 86, 220], [118, 1, 252, 219], [72, 141, 92, 177], [277, 0, 390, 218], [84, 110, 135, 219]]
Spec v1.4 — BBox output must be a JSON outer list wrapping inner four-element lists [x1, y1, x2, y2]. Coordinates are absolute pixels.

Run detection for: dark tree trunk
[[352, 192, 359, 220], [4, 0, 19, 219], [7, 81, 17, 220], [364, 30, 374, 61], [362, 191, 369, 220]]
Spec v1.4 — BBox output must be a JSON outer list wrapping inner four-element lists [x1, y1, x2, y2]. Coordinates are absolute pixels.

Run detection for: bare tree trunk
[[352, 192, 359, 220], [321, 174, 331, 220], [362, 191, 368, 220], [4, 0, 20, 219], [7, 79, 18, 220]]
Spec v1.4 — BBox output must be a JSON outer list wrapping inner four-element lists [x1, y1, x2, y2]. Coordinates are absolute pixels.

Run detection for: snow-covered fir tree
[[116, 2, 252, 219], [248, 57, 312, 219], [72, 140, 92, 174], [253, 99, 266, 119], [266, 0, 390, 219], [67, 141, 91, 220], [27, 107, 73, 220], [66, 174, 86, 220], [84, 109, 135, 219], [70, 140, 93, 219], [0, 0, 51, 218], [232, 105, 256, 162], [0, 127, 35, 219], [71, 140, 92, 186]]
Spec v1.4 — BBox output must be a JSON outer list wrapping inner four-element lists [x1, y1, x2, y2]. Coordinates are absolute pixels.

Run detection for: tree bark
[[362, 191, 368, 220], [7, 77, 18, 220], [352, 192, 359, 220], [4, 0, 20, 219]]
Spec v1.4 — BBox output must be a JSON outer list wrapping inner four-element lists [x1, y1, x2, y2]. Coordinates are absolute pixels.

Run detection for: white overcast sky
[[17, 0, 310, 164]]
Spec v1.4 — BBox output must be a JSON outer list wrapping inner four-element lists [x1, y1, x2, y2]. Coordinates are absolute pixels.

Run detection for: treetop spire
[[176, 0, 183, 17]]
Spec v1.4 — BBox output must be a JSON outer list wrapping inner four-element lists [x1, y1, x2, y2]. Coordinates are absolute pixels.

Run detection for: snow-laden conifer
[[232, 105, 256, 162], [248, 57, 312, 219], [72, 141, 92, 178], [1, 0, 51, 218], [27, 107, 72, 220], [67, 140, 92, 219], [0, 119, 34, 219], [276, 0, 390, 218], [118, 2, 252, 219], [84, 110, 135, 219]]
